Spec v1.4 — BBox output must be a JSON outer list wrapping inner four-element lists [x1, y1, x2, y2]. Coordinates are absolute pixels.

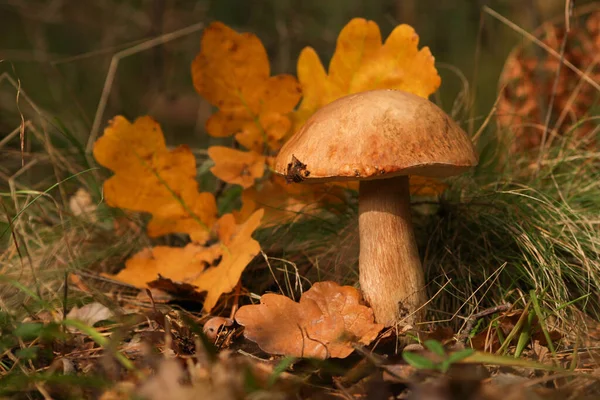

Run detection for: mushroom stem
[[358, 175, 427, 326]]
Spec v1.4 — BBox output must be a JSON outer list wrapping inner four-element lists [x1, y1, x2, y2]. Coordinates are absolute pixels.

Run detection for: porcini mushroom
[[274, 89, 478, 326]]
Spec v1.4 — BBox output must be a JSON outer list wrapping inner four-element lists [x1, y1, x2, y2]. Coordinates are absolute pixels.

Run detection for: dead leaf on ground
[[470, 310, 562, 352], [66, 302, 113, 327], [235, 281, 383, 359], [69, 188, 97, 222], [107, 210, 264, 313]]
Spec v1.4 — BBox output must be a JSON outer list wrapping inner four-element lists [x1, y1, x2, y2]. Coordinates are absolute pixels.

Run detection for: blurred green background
[[0, 0, 595, 151]]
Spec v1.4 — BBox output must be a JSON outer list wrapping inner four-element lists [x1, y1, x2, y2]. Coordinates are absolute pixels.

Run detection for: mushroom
[[273, 89, 478, 326]]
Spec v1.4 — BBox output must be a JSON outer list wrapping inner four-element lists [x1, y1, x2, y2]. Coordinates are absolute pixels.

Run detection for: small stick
[[229, 280, 242, 320], [458, 303, 513, 344]]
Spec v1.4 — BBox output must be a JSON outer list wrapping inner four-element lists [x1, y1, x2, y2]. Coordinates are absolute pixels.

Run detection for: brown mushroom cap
[[275, 89, 478, 183]]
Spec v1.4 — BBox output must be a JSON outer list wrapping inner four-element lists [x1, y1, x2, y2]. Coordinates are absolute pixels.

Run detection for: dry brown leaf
[[69, 188, 97, 222], [235, 281, 383, 359], [66, 302, 113, 327]]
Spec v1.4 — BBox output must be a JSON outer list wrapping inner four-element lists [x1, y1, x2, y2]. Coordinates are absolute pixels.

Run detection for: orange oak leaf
[[409, 176, 449, 197], [235, 281, 383, 359], [93, 116, 218, 243], [110, 244, 220, 286], [106, 209, 264, 312], [193, 209, 264, 311], [233, 175, 347, 226], [207, 146, 266, 189], [233, 178, 313, 226], [234, 112, 291, 152], [192, 22, 301, 152], [295, 18, 440, 127]]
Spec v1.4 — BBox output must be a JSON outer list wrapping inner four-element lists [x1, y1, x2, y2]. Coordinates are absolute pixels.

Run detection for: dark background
[[0, 0, 595, 147]]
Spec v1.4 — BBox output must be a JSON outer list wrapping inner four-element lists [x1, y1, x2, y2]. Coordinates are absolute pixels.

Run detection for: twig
[[86, 21, 205, 153], [535, 0, 573, 171], [458, 303, 513, 344]]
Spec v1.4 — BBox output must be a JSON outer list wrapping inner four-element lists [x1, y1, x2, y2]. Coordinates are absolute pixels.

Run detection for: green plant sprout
[[402, 340, 475, 373]]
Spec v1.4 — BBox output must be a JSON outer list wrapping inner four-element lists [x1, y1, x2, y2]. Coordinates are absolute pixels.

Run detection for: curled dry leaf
[[235, 281, 383, 359], [93, 116, 217, 243], [207, 146, 265, 189], [203, 316, 234, 342], [66, 302, 113, 328], [107, 209, 264, 312]]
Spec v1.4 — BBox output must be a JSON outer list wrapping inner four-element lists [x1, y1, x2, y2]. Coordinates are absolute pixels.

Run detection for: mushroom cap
[[274, 89, 478, 183]]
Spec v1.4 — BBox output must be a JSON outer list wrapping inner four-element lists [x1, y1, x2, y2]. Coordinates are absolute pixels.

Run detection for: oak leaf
[[294, 18, 440, 129], [107, 209, 264, 312], [207, 146, 266, 189], [192, 22, 301, 152], [193, 209, 264, 311], [235, 281, 383, 359], [110, 244, 220, 286], [93, 116, 217, 242], [409, 176, 449, 197], [233, 175, 347, 225]]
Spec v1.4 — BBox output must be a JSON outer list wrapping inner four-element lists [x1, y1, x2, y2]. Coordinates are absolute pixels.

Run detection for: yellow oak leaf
[[409, 176, 449, 197], [234, 112, 291, 152], [208, 146, 266, 189], [192, 22, 301, 152], [235, 281, 383, 359], [234, 176, 348, 226], [109, 244, 221, 286], [192, 209, 264, 311], [233, 178, 312, 226], [295, 18, 440, 129], [106, 209, 264, 313], [327, 19, 382, 100], [93, 116, 217, 242]]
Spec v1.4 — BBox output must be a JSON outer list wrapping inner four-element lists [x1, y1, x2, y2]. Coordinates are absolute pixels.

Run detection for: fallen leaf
[[234, 112, 291, 152], [66, 302, 113, 327], [93, 116, 217, 243], [192, 22, 301, 153], [233, 175, 347, 226], [203, 317, 234, 342], [109, 243, 220, 286], [107, 210, 263, 313], [147, 275, 208, 303], [192, 209, 264, 311], [69, 188, 97, 222], [235, 281, 383, 359], [207, 146, 265, 189]]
